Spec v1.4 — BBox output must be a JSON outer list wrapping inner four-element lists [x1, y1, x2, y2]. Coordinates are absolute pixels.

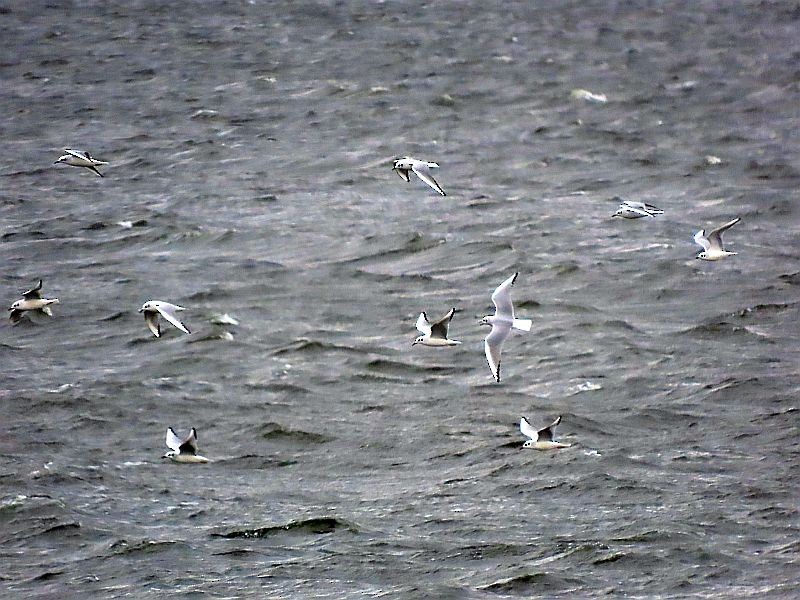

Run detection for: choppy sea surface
[[2, 1, 799, 597]]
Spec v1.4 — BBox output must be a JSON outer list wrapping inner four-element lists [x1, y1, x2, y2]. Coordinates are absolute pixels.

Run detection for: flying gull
[[8, 280, 59, 324], [479, 272, 532, 382], [54, 148, 109, 177], [138, 301, 191, 337], [392, 156, 446, 196], [612, 199, 664, 219], [694, 217, 741, 261], [520, 415, 571, 450], [163, 427, 209, 463], [412, 308, 461, 347]]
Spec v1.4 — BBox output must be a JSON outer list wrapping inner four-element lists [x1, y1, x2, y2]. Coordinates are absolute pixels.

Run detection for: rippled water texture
[[1, 1, 799, 597]]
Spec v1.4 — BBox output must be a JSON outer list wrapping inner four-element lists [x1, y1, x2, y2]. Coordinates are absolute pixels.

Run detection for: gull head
[[9, 300, 22, 311], [412, 335, 426, 346], [162, 450, 177, 460], [139, 301, 156, 313], [478, 316, 493, 326], [522, 440, 535, 449], [54, 155, 70, 164], [696, 251, 706, 260]]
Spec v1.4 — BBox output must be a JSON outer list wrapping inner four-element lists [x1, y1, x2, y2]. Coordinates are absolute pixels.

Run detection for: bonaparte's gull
[[54, 149, 108, 177], [612, 199, 664, 219], [138, 301, 191, 337], [412, 308, 461, 347], [8, 280, 59, 324], [694, 217, 740, 261], [520, 416, 571, 450], [479, 272, 532, 383], [392, 157, 446, 196], [163, 427, 209, 463]]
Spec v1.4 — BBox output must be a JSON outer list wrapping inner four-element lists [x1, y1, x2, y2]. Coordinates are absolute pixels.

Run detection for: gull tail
[[512, 318, 532, 332]]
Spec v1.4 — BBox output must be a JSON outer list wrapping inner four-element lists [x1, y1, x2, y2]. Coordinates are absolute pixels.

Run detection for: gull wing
[[484, 322, 511, 382], [156, 304, 191, 334], [519, 417, 539, 442], [144, 311, 161, 337], [415, 312, 431, 336], [537, 415, 561, 442], [429, 308, 455, 339], [87, 165, 104, 177], [621, 200, 663, 214], [693, 230, 710, 251], [707, 217, 740, 252], [9, 309, 24, 324], [394, 167, 411, 182], [411, 163, 446, 196], [491, 272, 518, 319], [166, 427, 183, 452], [179, 428, 199, 454], [63, 148, 88, 160], [22, 280, 43, 299]]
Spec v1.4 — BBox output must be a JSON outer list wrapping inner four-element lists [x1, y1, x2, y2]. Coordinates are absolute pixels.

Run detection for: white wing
[[411, 163, 446, 196], [520, 417, 539, 442], [707, 217, 740, 251], [64, 148, 91, 162], [693, 230, 710, 251], [415, 312, 432, 336], [156, 303, 191, 334], [491, 272, 518, 319], [166, 427, 183, 452], [484, 323, 510, 382]]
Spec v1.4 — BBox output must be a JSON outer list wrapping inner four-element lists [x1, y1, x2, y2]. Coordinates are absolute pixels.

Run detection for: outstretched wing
[[393, 167, 411, 182], [429, 308, 455, 339], [144, 311, 161, 337], [520, 417, 539, 442], [415, 312, 431, 336], [22, 280, 43, 299], [693, 230, 710, 251], [491, 272, 518, 319], [156, 304, 191, 334], [166, 427, 183, 452], [411, 163, 446, 196], [537, 415, 562, 442], [179, 428, 199, 454], [484, 323, 510, 382], [707, 217, 740, 252]]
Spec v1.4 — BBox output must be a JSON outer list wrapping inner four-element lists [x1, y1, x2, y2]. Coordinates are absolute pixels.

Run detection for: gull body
[[479, 272, 532, 383], [392, 156, 446, 196], [520, 416, 571, 450], [8, 280, 59, 324], [412, 308, 461, 347], [694, 217, 740, 261], [612, 200, 664, 219], [163, 427, 209, 463], [138, 301, 191, 337], [54, 148, 108, 177]]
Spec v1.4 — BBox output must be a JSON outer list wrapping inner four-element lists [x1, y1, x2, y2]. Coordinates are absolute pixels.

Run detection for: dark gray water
[[2, 1, 799, 597]]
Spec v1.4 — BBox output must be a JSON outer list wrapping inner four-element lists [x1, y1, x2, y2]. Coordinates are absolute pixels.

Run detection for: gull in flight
[[392, 156, 446, 196], [163, 427, 209, 463], [612, 199, 664, 219], [8, 280, 59, 324], [520, 416, 571, 450], [694, 217, 741, 261], [138, 301, 191, 337], [479, 272, 532, 382], [412, 308, 461, 347], [54, 148, 109, 177]]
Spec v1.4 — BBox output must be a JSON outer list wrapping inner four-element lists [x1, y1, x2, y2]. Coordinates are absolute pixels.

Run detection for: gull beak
[[137, 307, 144, 312]]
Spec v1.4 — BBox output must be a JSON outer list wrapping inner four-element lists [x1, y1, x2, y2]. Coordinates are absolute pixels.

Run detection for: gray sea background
[[1, 1, 799, 597]]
